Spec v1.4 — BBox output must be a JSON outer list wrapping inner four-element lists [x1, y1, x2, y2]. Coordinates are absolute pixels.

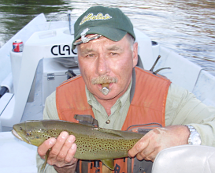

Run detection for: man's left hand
[[128, 125, 190, 162]]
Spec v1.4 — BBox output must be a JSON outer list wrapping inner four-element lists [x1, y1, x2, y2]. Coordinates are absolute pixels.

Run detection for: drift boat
[[0, 13, 215, 173]]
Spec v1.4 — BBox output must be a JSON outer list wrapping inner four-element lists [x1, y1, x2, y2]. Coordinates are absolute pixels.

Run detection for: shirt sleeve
[[36, 91, 59, 173], [165, 83, 215, 146]]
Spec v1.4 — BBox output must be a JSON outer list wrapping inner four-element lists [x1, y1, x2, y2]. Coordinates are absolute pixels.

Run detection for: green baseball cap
[[72, 6, 135, 50]]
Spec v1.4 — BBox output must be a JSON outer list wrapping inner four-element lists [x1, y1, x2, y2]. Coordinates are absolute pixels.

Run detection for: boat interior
[[0, 13, 215, 173]]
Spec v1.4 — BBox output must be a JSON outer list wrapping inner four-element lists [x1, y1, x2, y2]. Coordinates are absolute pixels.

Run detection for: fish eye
[[26, 132, 31, 136]]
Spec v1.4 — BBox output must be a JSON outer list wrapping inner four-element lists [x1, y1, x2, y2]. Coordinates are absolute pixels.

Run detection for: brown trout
[[12, 120, 144, 170]]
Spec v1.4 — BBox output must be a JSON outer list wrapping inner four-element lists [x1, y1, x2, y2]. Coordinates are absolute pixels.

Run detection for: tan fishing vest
[[56, 67, 171, 173]]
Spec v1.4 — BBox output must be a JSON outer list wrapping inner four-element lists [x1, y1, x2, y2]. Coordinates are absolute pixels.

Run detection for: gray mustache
[[91, 76, 117, 84]]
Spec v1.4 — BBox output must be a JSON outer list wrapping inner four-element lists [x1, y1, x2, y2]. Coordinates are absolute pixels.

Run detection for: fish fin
[[97, 128, 124, 138], [40, 149, 50, 173], [101, 159, 114, 170]]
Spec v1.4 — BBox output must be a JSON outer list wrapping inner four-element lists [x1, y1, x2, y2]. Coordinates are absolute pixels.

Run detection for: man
[[37, 6, 215, 173]]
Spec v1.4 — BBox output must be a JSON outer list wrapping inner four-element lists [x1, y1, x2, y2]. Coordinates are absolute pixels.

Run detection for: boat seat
[[152, 145, 215, 173]]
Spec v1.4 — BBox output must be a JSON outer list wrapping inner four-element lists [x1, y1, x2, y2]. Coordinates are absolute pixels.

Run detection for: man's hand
[[128, 125, 190, 162], [37, 131, 77, 172]]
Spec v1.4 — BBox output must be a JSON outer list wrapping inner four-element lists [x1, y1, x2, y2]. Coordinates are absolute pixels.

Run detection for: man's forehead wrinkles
[[84, 48, 94, 52], [79, 46, 94, 54], [81, 46, 122, 53], [107, 45, 122, 51]]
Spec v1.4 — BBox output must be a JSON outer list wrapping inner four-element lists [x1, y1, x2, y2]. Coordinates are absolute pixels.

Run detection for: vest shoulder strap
[[56, 75, 94, 122], [121, 67, 171, 130]]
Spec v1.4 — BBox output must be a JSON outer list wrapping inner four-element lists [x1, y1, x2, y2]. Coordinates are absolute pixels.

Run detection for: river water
[[0, 0, 214, 75]]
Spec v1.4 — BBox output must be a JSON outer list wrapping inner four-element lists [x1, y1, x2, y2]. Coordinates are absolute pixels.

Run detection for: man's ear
[[132, 42, 138, 67]]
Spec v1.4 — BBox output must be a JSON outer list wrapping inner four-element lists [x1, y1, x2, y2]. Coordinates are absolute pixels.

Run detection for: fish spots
[[35, 129, 60, 140], [49, 130, 58, 136], [42, 134, 51, 140], [75, 135, 139, 158]]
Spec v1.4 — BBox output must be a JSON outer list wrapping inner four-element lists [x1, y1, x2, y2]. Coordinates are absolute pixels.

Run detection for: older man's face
[[77, 35, 138, 101]]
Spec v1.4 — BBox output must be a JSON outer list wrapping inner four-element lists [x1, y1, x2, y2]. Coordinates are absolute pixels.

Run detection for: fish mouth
[[12, 129, 31, 144], [12, 129, 23, 141]]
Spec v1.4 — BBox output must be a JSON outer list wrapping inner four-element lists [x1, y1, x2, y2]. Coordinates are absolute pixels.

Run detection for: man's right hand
[[37, 131, 77, 172]]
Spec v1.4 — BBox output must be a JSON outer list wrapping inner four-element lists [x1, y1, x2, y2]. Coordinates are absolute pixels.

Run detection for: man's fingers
[[136, 149, 157, 162], [48, 131, 69, 161], [129, 126, 190, 162], [128, 137, 149, 157], [37, 131, 78, 168], [65, 143, 77, 163], [135, 144, 156, 161], [37, 137, 56, 159], [56, 135, 76, 162]]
